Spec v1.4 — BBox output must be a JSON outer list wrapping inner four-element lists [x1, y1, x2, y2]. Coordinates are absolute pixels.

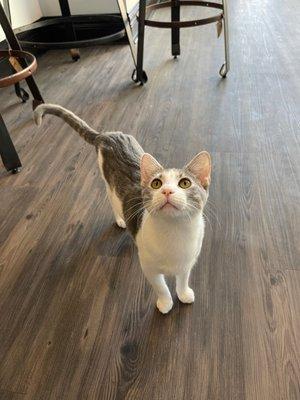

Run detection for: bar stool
[[0, 3, 44, 173], [131, 0, 230, 84]]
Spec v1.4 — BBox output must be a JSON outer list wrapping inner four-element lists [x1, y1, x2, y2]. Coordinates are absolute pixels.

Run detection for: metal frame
[[0, 2, 44, 173], [220, 0, 230, 77], [0, 4, 44, 107], [171, 0, 180, 57], [15, 16, 125, 50], [117, 0, 148, 83], [117, 0, 138, 65], [130, 0, 230, 84], [15, 0, 126, 61], [0, 113, 21, 173]]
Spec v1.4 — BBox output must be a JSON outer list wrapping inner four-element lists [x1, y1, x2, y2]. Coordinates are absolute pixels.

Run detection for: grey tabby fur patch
[[34, 104, 144, 237]]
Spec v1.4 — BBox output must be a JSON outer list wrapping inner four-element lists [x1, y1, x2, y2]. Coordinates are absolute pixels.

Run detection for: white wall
[[38, 0, 119, 16], [38, 0, 138, 16], [0, 0, 42, 41]]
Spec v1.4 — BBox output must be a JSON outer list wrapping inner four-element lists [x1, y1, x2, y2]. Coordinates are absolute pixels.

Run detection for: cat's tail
[[34, 103, 100, 145]]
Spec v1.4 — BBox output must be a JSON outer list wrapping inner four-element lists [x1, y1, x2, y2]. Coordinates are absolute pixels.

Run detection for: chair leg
[[134, 0, 148, 84], [0, 3, 44, 107], [171, 0, 180, 57], [24, 75, 44, 109], [0, 114, 22, 173], [14, 82, 30, 103], [117, 0, 138, 69], [219, 0, 230, 77]]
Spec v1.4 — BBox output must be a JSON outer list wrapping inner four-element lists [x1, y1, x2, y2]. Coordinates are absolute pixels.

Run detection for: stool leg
[[24, 75, 44, 109], [134, 0, 148, 84], [117, 0, 138, 71], [219, 0, 230, 77], [0, 4, 44, 107], [14, 82, 29, 103], [171, 0, 180, 57], [0, 114, 22, 173]]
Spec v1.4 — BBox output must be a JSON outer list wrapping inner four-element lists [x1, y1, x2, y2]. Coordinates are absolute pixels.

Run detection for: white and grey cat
[[34, 104, 211, 314]]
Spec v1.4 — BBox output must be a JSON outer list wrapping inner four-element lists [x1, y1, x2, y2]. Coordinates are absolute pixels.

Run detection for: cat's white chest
[[136, 213, 204, 275]]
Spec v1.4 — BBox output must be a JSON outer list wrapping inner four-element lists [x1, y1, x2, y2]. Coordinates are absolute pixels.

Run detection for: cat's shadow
[[95, 222, 133, 258]]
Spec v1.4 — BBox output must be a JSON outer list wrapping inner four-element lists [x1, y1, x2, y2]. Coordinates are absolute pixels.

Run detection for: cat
[[34, 104, 211, 314]]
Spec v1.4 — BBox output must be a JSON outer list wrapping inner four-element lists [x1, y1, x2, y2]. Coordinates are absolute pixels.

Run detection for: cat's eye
[[178, 178, 191, 189], [151, 178, 163, 189]]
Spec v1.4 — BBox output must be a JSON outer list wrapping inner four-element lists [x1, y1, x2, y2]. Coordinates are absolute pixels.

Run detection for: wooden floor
[[0, 1, 299, 399]]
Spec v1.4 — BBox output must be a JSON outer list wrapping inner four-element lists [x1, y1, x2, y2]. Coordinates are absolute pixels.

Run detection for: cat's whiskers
[[125, 206, 144, 223], [125, 200, 145, 214], [140, 209, 154, 245], [202, 211, 213, 231], [125, 199, 153, 224], [205, 201, 221, 228], [203, 205, 220, 230]]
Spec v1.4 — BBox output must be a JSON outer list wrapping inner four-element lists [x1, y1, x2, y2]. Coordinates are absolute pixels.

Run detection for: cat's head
[[140, 152, 211, 218]]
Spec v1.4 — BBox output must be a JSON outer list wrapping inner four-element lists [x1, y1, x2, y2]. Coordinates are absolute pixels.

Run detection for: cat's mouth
[[159, 201, 179, 211]]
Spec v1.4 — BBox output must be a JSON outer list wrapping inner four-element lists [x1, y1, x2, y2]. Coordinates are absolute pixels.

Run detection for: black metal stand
[[0, 113, 22, 173], [171, 0, 180, 57], [132, 0, 148, 84], [0, 3, 44, 173], [0, 5, 44, 107], [14, 0, 126, 61], [14, 81, 30, 102]]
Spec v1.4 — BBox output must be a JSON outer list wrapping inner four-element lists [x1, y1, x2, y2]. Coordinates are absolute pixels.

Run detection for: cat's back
[[98, 131, 144, 164], [97, 131, 145, 238], [98, 131, 144, 183]]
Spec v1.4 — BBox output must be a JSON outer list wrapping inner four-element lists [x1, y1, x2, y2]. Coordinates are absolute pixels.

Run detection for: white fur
[[147, 169, 194, 214], [107, 187, 126, 228], [136, 169, 206, 314], [136, 210, 204, 313], [98, 151, 209, 314]]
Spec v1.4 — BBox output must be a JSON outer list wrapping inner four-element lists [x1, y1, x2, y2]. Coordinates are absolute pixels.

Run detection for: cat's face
[[141, 152, 211, 218]]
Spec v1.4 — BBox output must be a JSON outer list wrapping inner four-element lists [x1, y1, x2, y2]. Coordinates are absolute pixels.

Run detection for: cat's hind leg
[[98, 149, 126, 228], [107, 186, 126, 228]]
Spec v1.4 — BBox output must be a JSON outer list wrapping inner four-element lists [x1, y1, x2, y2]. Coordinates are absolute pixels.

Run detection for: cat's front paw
[[157, 297, 173, 314], [177, 288, 195, 304], [116, 218, 126, 229]]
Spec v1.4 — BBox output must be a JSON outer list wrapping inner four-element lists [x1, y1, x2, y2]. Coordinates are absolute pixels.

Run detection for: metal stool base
[[132, 0, 230, 84]]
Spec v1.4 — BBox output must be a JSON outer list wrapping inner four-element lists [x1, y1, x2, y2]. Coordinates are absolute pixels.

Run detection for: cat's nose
[[162, 188, 174, 197]]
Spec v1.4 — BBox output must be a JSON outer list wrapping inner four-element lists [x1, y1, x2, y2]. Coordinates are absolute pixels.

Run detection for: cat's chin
[[160, 202, 178, 211], [158, 205, 202, 219], [158, 203, 185, 217]]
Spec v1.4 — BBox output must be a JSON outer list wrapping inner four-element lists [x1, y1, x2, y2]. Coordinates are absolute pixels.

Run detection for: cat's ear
[[185, 151, 211, 189], [140, 153, 163, 186]]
